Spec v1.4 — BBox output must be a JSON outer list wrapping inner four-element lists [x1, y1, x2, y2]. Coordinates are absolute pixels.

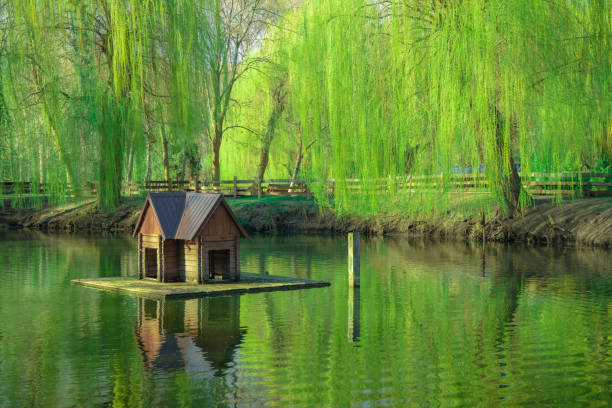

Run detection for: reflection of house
[[135, 297, 245, 376], [133, 193, 248, 283]]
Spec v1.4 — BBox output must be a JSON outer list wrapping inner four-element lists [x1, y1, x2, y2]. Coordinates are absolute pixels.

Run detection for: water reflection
[[134, 296, 245, 377], [348, 287, 360, 342], [1, 231, 611, 407]]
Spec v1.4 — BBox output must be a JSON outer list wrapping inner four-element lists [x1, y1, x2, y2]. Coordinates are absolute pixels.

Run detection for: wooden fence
[[131, 173, 612, 199], [2, 172, 611, 200]]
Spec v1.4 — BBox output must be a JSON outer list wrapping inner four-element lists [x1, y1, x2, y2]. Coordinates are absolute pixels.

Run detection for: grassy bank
[[1, 196, 611, 248]]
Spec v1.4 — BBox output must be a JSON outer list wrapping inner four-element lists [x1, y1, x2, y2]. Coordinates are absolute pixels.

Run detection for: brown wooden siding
[[201, 239, 238, 281], [144, 248, 158, 278], [202, 205, 241, 237], [141, 233, 160, 249], [140, 233, 161, 279], [138, 234, 143, 279], [235, 236, 241, 280], [177, 240, 185, 280], [140, 206, 161, 235], [162, 240, 179, 281], [184, 240, 200, 283]]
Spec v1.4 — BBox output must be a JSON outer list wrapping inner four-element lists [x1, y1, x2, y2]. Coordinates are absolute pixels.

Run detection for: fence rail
[[2, 173, 611, 200]]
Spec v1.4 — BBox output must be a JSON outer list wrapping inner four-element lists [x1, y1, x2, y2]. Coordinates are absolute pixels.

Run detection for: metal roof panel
[[141, 192, 245, 240], [175, 193, 221, 240], [148, 193, 186, 239]]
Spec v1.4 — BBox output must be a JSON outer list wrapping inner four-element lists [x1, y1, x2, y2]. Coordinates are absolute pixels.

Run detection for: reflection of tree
[[98, 240, 123, 278]]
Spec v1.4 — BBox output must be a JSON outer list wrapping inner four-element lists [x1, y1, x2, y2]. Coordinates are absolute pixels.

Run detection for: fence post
[[306, 183, 312, 200], [233, 176, 238, 198]]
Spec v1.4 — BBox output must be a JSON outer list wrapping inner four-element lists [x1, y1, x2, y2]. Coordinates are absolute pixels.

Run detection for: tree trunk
[[254, 124, 276, 183], [291, 137, 303, 181], [289, 134, 303, 192], [126, 141, 134, 184], [495, 108, 522, 216], [146, 139, 152, 182], [212, 125, 222, 186], [160, 125, 170, 184], [97, 105, 123, 211], [254, 80, 286, 188]]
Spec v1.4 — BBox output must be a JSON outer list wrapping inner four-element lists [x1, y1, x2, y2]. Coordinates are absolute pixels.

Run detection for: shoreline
[[1, 196, 611, 248]]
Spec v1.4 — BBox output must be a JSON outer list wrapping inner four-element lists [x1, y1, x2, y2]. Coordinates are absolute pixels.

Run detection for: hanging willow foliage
[[284, 0, 610, 216], [1, 0, 212, 210], [0, 0, 609, 216]]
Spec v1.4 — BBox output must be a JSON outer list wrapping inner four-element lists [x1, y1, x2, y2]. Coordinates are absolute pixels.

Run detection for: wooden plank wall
[[162, 240, 181, 282], [234, 236, 240, 281], [184, 240, 200, 283], [203, 205, 241, 237], [201, 239, 237, 281], [138, 234, 143, 279], [144, 248, 157, 278], [139, 206, 162, 235], [140, 233, 161, 279], [141, 234, 160, 249]]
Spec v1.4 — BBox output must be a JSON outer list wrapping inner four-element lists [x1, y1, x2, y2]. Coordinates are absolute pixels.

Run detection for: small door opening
[[144, 248, 158, 279], [209, 250, 230, 280]]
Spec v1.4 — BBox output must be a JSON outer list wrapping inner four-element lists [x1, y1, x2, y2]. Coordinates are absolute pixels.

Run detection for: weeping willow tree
[[286, 0, 610, 216], [1, 0, 212, 210], [0, 0, 609, 216]]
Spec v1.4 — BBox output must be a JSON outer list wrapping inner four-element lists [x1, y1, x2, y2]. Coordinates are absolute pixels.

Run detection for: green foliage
[[1, 0, 212, 210], [0, 0, 609, 216], [280, 0, 611, 215]]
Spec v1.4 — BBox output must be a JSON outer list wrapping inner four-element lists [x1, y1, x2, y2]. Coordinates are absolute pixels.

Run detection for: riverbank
[[1, 196, 611, 248]]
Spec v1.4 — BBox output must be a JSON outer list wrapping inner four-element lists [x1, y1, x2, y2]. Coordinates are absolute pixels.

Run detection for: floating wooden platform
[[71, 272, 330, 300]]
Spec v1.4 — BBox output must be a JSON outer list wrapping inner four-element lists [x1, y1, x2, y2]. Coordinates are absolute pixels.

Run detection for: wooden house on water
[[133, 192, 248, 283]]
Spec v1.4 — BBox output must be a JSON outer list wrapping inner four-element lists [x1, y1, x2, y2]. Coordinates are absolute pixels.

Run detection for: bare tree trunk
[[38, 146, 44, 185], [254, 126, 275, 183], [158, 101, 170, 185], [212, 125, 222, 186], [291, 138, 303, 181], [160, 125, 170, 184], [254, 80, 286, 187], [290, 129, 315, 192], [145, 139, 152, 182], [126, 141, 134, 184]]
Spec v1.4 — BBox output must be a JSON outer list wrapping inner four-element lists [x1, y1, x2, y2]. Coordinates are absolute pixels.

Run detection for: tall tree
[[254, 76, 287, 184], [203, 0, 276, 184]]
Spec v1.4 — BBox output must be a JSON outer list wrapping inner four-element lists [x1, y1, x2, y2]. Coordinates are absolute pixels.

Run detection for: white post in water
[[348, 232, 360, 287]]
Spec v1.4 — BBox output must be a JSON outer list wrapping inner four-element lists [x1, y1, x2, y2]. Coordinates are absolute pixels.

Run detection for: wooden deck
[[71, 272, 330, 299]]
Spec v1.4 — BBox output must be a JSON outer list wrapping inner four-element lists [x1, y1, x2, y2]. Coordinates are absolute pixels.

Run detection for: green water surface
[[0, 231, 610, 407]]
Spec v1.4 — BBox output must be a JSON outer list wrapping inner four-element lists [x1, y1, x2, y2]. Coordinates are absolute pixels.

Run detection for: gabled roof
[[133, 192, 248, 240]]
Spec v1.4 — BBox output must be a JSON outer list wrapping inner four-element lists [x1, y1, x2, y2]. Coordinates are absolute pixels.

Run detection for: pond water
[[0, 231, 610, 407]]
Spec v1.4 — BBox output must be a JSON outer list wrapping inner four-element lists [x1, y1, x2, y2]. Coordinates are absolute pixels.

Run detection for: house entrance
[[209, 250, 230, 280], [144, 248, 158, 279]]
